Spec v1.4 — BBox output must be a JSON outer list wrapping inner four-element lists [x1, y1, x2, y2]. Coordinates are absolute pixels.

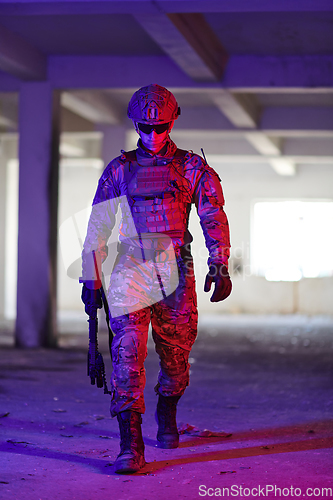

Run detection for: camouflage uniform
[[83, 137, 230, 417]]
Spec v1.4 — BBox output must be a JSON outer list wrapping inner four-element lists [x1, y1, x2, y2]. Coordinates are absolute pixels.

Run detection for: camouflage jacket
[[82, 138, 230, 280]]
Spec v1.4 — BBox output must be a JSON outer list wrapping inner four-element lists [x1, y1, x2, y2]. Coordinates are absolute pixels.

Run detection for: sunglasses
[[137, 122, 170, 134]]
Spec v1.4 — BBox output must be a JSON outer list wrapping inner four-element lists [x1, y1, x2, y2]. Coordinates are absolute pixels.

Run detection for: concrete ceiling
[[0, 14, 164, 56], [1, 11, 331, 56], [0, 0, 332, 176]]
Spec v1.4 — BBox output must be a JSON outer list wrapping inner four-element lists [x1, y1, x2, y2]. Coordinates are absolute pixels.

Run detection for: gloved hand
[[81, 283, 103, 316], [204, 264, 232, 302]]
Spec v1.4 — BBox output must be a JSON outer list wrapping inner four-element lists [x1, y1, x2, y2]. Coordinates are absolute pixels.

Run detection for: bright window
[[252, 201, 333, 281]]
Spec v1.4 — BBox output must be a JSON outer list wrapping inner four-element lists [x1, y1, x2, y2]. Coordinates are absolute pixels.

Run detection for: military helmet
[[127, 84, 181, 124]]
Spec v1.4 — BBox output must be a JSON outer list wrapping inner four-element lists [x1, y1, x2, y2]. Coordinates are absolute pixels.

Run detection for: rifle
[[85, 252, 113, 395]]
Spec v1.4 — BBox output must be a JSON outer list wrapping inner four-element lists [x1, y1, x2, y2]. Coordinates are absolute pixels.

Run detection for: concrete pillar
[[16, 82, 60, 348], [99, 124, 127, 166]]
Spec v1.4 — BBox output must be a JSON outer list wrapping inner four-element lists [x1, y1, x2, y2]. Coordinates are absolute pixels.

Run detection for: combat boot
[[114, 411, 146, 473], [156, 394, 181, 449]]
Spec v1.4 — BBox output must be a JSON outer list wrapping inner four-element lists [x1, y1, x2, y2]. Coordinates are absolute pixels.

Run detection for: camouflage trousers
[[108, 249, 198, 417]]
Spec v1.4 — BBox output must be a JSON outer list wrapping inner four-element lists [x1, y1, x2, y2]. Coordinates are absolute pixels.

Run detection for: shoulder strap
[[122, 150, 141, 193], [174, 148, 188, 159], [122, 149, 137, 162]]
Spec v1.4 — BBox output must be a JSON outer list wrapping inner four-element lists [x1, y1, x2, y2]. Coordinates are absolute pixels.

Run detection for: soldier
[[81, 84, 231, 474]]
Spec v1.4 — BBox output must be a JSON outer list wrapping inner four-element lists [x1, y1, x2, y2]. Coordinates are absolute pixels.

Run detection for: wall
[[2, 135, 332, 318], [0, 142, 7, 318], [57, 163, 101, 313], [188, 160, 333, 315], [0, 137, 18, 319]]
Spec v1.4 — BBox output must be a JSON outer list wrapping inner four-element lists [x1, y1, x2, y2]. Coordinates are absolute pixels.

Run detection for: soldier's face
[[135, 121, 174, 153]]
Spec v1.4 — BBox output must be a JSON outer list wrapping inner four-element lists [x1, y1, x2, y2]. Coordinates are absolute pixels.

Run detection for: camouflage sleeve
[[191, 155, 231, 268], [81, 159, 121, 283]]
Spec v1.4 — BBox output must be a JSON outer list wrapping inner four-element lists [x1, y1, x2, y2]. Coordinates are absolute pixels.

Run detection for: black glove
[[81, 283, 103, 316], [204, 264, 232, 302]]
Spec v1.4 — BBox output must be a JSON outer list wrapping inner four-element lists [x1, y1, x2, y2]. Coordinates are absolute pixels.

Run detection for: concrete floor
[[0, 315, 333, 499]]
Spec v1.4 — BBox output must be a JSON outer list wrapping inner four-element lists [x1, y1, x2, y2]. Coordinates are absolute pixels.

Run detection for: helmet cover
[[127, 84, 180, 124]]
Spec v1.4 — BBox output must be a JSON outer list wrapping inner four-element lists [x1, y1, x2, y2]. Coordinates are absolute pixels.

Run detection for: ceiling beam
[[0, 93, 18, 129], [47, 55, 333, 90], [173, 129, 333, 139], [61, 91, 121, 125], [0, 70, 21, 92], [212, 92, 259, 128], [0, 114, 16, 128], [0, 0, 331, 15], [0, 23, 46, 80], [244, 131, 288, 174], [134, 13, 228, 82], [245, 133, 282, 155], [223, 55, 333, 89], [166, 13, 228, 81], [269, 158, 296, 176], [173, 106, 333, 134], [207, 154, 333, 165], [159, 0, 333, 13]]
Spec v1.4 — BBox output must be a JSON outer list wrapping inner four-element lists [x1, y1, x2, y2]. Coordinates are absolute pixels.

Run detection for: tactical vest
[[122, 149, 191, 235]]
